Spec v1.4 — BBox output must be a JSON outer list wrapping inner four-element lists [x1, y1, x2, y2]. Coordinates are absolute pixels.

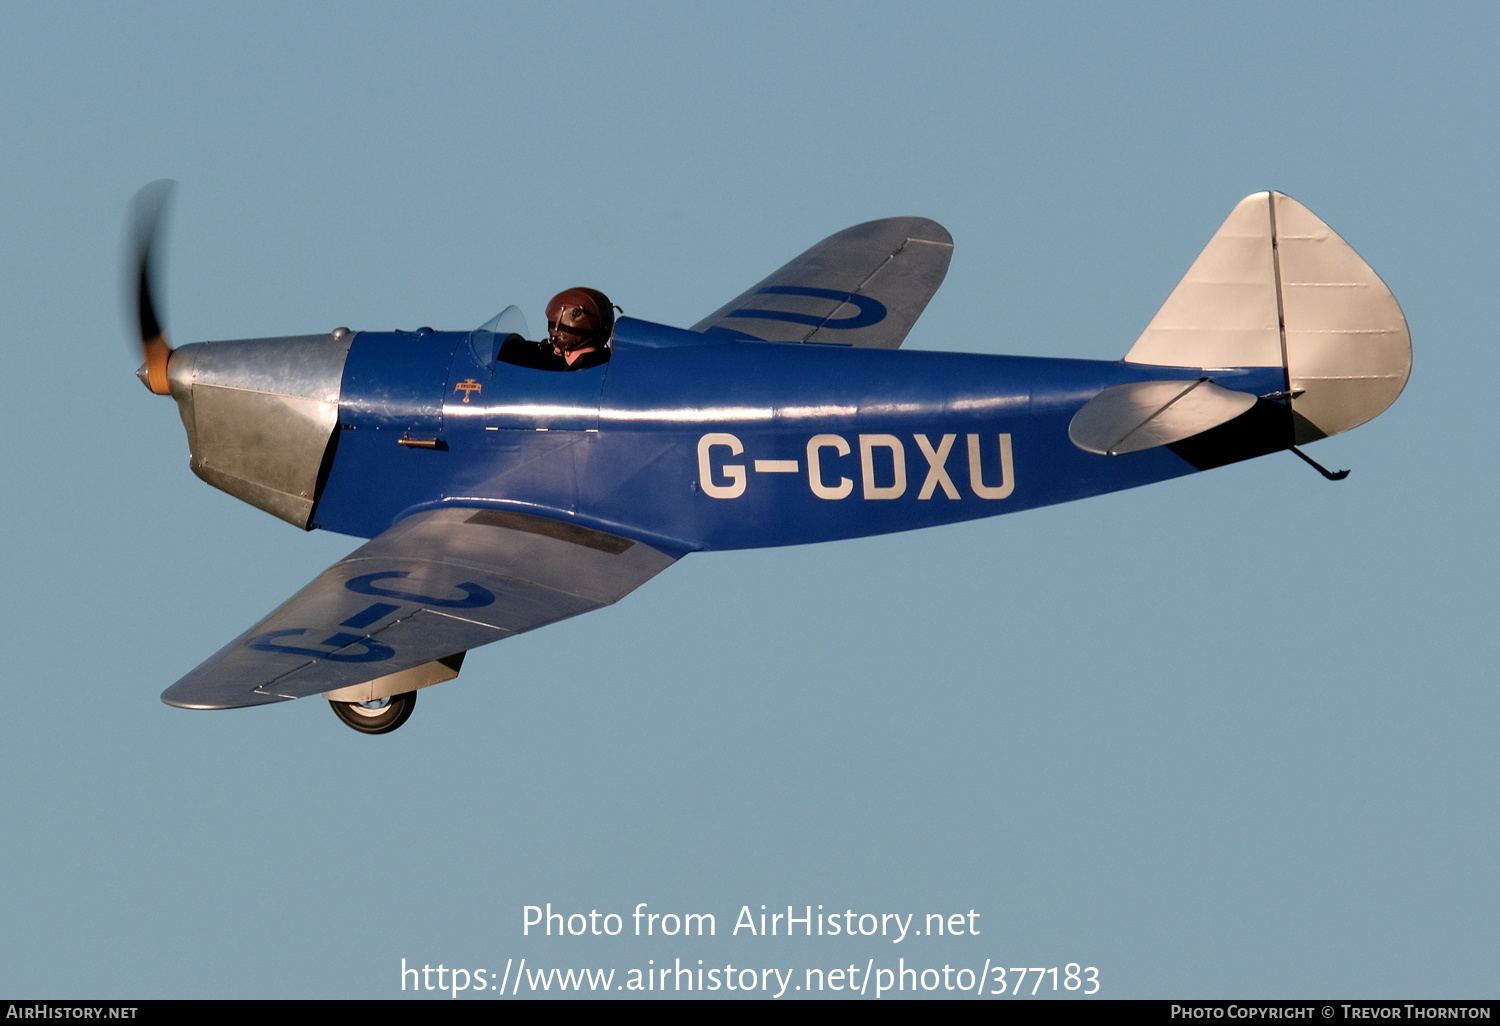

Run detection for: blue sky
[[2, 2, 1495, 999]]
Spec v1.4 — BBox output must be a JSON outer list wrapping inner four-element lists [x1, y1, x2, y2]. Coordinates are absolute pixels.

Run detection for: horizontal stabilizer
[[1068, 379, 1259, 456]]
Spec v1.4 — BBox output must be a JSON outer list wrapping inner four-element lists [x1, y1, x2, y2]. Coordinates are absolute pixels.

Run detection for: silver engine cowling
[[163, 329, 353, 528]]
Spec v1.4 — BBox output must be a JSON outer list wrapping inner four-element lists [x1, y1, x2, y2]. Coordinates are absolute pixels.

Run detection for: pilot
[[498, 287, 616, 371]]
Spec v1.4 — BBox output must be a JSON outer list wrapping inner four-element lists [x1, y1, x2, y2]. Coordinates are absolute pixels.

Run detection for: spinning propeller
[[127, 179, 175, 395]]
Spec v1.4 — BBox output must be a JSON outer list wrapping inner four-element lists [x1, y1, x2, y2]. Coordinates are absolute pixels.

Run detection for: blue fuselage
[[311, 318, 1283, 553]]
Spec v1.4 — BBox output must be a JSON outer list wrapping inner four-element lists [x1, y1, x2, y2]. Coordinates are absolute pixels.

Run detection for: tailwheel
[[329, 690, 416, 734]]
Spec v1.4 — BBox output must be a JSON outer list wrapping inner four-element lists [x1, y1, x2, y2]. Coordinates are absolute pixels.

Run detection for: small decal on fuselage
[[695, 432, 1015, 501], [454, 378, 483, 403]]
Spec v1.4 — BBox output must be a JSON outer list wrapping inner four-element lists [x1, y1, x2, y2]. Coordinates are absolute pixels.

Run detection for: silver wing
[[691, 217, 953, 349], [161, 508, 679, 709]]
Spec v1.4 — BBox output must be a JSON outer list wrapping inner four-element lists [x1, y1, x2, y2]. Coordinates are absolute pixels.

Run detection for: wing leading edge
[[161, 508, 679, 710], [691, 217, 953, 349]]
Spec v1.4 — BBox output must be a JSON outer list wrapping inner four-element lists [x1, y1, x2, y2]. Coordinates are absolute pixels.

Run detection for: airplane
[[127, 184, 1410, 734]]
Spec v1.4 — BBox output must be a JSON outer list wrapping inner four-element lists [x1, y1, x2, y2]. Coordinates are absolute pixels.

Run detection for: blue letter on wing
[[727, 286, 887, 330], [344, 571, 497, 609]]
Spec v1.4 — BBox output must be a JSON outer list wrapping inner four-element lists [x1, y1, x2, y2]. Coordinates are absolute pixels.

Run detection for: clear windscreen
[[471, 304, 531, 366], [477, 304, 529, 339]]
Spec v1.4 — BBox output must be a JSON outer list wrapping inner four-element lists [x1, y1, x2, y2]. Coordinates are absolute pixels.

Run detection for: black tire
[[329, 690, 417, 734]]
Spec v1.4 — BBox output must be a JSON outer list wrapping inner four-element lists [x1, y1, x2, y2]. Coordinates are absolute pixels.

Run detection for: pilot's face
[[548, 305, 592, 352]]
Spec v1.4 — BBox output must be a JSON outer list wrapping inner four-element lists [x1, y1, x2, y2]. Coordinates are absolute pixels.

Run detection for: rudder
[[1124, 192, 1410, 444]]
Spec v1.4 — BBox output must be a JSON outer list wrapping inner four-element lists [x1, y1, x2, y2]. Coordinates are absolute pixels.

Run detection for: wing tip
[[840, 215, 952, 248], [161, 685, 290, 710]]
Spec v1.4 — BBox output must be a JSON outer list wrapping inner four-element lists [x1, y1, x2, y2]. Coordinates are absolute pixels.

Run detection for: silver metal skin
[[323, 653, 465, 703], [165, 332, 353, 528]]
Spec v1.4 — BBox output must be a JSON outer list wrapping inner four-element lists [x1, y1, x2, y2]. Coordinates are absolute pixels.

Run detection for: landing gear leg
[[329, 690, 417, 734]]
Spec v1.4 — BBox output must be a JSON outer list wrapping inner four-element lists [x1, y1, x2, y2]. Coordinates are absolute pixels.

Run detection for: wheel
[[329, 690, 417, 734]]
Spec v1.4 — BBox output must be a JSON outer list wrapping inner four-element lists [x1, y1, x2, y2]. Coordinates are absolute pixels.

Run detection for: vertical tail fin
[[1125, 192, 1410, 443]]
